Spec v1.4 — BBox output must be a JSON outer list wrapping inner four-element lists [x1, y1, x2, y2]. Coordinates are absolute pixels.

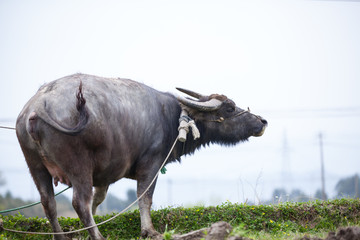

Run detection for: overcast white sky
[[0, 0, 360, 208]]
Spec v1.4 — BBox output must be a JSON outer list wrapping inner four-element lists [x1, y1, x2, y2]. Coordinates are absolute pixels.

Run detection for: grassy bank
[[1, 199, 359, 239]]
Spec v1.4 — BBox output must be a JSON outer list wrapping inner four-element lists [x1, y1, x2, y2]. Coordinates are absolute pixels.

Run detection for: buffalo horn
[[177, 95, 223, 111], [176, 88, 204, 99]]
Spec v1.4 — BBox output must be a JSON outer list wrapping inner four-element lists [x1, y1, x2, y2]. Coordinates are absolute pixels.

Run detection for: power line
[[260, 106, 360, 119]]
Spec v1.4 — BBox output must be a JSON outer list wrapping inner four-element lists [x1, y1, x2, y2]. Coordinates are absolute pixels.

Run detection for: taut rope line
[[0, 111, 200, 237], [0, 187, 71, 214], [1, 137, 180, 236], [0, 126, 16, 130]]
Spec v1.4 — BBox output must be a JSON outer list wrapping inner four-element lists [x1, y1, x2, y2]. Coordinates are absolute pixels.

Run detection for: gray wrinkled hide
[[16, 73, 267, 240]]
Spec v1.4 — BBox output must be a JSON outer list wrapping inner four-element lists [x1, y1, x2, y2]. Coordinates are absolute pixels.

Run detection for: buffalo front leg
[[137, 175, 160, 238]]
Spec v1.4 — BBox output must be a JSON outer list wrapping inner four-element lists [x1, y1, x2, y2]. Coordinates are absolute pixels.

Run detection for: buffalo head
[[177, 88, 267, 144]]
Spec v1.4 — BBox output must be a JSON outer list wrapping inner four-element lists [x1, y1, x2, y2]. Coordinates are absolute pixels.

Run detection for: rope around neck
[[1, 137, 179, 236]]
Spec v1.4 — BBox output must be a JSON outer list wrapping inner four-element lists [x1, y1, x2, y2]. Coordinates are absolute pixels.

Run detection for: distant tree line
[[270, 173, 360, 204], [96, 189, 137, 215], [0, 170, 137, 217], [1, 171, 359, 217], [335, 174, 360, 198], [0, 189, 137, 218]]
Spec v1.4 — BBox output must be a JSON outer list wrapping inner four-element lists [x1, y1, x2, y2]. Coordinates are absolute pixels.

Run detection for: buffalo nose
[[260, 117, 268, 126]]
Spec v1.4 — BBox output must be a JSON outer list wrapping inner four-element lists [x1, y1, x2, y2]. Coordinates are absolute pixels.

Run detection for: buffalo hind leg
[[72, 181, 105, 240], [92, 185, 109, 215], [137, 174, 160, 238], [37, 169, 67, 240], [22, 149, 67, 240]]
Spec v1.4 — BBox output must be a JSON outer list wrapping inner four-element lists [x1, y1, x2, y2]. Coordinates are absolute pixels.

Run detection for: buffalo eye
[[226, 107, 235, 113]]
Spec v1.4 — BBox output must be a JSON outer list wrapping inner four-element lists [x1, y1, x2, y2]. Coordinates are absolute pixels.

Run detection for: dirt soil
[[299, 226, 360, 240], [152, 222, 360, 240]]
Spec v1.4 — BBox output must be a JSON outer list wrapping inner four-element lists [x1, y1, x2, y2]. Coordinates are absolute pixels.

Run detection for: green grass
[[1, 199, 359, 239]]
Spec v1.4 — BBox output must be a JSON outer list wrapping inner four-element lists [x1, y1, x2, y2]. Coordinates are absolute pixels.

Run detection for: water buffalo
[[16, 73, 267, 239]]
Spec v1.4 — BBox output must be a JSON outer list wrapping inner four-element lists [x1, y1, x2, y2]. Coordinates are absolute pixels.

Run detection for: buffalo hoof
[[141, 229, 162, 239]]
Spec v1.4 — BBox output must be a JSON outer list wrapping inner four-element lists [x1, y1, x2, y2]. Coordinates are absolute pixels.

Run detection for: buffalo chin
[[252, 126, 266, 137]]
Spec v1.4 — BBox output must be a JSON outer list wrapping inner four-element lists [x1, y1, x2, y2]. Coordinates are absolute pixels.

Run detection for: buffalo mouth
[[253, 125, 266, 137], [252, 120, 268, 137]]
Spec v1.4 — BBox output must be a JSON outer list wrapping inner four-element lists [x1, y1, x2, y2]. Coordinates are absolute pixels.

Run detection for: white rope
[[1, 109, 199, 236], [178, 110, 200, 142], [0, 126, 16, 130], [188, 120, 200, 139], [2, 137, 179, 236]]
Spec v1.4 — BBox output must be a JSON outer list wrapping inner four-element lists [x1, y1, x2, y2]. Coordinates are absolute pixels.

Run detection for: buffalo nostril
[[260, 118, 268, 125]]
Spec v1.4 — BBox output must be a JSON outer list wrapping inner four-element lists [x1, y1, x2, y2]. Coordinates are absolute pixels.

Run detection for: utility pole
[[281, 130, 291, 192], [355, 174, 359, 198], [319, 133, 327, 200]]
